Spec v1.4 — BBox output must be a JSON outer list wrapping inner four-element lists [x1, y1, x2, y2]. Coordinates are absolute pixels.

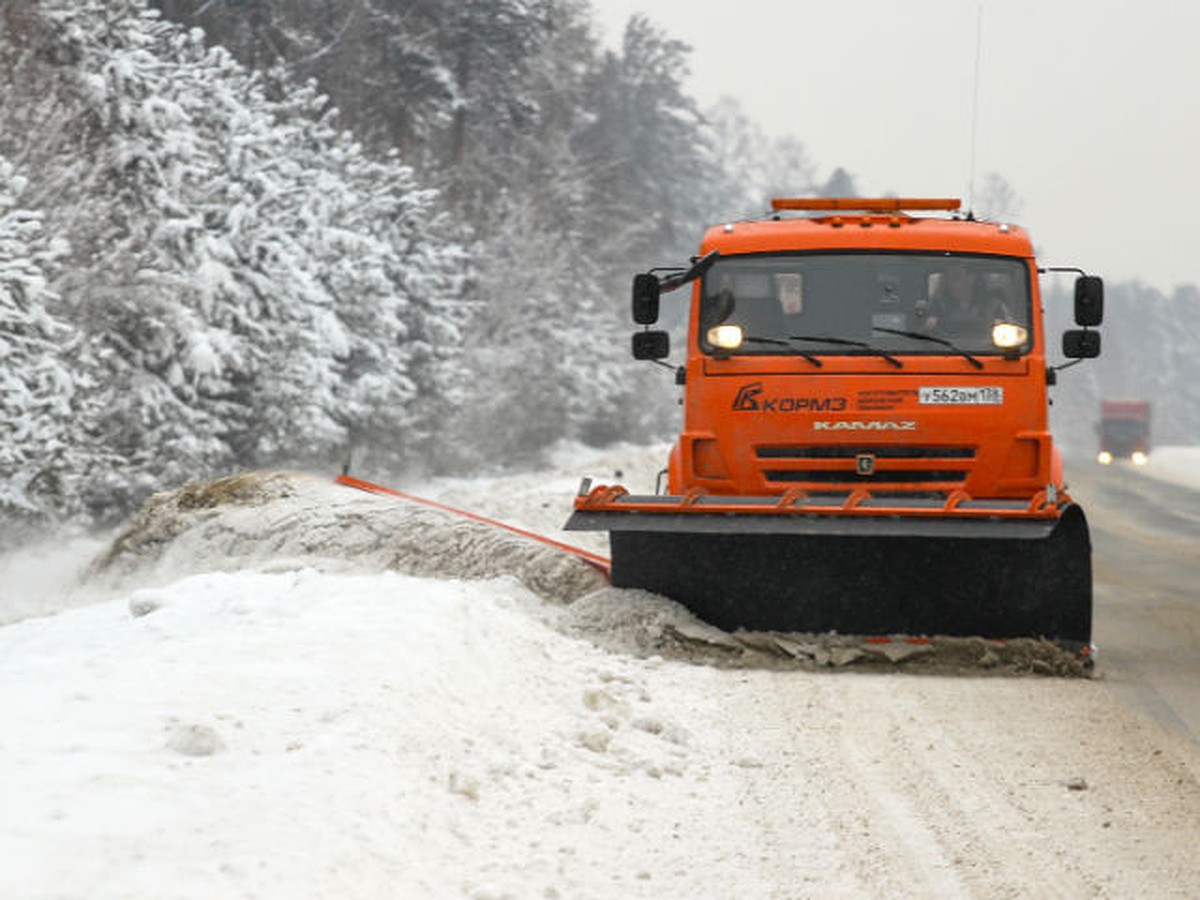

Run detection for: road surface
[[1065, 461, 1200, 745]]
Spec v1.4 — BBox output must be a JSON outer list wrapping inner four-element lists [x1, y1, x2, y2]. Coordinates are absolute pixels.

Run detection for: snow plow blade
[[565, 493, 1092, 646]]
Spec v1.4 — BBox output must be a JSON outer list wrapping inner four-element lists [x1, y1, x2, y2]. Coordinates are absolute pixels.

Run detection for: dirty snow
[[1, 444, 1199, 899]]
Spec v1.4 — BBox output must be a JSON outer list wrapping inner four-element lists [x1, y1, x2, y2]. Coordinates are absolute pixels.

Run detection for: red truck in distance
[[1097, 400, 1151, 466]]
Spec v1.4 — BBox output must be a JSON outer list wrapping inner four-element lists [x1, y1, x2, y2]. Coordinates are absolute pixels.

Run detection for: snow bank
[[0, 570, 728, 898], [89, 470, 607, 606]]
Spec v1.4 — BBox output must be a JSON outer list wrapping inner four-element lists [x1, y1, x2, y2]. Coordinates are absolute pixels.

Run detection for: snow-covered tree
[[973, 172, 1022, 221], [705, 97, 820, 217], [0, 157, 104, 533], [151, 0, 459, 162], [576, 15, 715, 264], [1046, 278, 1200, 455], [1, 0, 466, 521], [818, 167, 859, 197]]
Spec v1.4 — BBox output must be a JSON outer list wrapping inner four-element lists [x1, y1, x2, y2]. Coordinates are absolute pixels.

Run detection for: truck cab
[[637, 199, 1102, 507]]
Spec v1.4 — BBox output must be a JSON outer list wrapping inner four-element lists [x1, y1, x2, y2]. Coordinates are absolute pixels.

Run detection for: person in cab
[[923, 262, 1011, 338]]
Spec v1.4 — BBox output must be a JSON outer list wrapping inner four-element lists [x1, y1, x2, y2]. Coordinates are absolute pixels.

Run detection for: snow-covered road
[[1, 445, 1198, 898]]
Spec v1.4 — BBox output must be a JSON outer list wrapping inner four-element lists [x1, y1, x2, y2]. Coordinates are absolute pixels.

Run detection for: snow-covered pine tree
[[703, 98, 821, 221], [439, 1, 680, 463], [0, 156, 101, 535], [1045, 278, 1200, 455], [3, 0, 465, 519], [1095, 283, 1200, 446], [146, 2, 725, 461], [576, 15, 716, 266], [149, 0, 459, 163]]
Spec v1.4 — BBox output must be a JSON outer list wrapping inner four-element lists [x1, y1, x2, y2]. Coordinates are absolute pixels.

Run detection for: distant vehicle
[[1097, 400, 1151, 466]]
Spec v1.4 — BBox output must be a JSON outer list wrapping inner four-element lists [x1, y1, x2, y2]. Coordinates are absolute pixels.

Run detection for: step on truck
[[566, 198, 1104, 649]]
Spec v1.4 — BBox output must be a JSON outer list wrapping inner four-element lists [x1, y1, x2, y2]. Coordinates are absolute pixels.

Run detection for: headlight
[[1097, 451, 1113, 465], [707, 324, 744, 349], [1131, 451, 1148, 466], [991, 322, 1028, 349]]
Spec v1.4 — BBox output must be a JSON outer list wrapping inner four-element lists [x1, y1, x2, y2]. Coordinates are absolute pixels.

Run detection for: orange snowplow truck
[[566, 198, 1104, 649]]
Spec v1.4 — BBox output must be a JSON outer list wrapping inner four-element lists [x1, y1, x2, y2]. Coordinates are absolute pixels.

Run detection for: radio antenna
[[967, 2, 984, 215]]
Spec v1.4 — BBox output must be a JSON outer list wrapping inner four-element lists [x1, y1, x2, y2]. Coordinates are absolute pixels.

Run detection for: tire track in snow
[[704, 668, 1199, 899]]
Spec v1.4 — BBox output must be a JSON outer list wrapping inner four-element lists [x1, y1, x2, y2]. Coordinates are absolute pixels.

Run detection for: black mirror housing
[[1074, 275, 1104, 327], [632, 274, 661, 325], [1063, 329, 1101, 359], [632, 330, 670, 360]]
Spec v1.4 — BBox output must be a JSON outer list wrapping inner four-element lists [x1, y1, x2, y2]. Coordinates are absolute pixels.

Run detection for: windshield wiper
[[788, 334, 903, 368], [871, 326, 983, 369], [741, 335, 823, 367]]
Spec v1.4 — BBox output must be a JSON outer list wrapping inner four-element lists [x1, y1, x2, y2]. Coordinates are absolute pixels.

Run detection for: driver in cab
[[923, 263, 1010, 338]]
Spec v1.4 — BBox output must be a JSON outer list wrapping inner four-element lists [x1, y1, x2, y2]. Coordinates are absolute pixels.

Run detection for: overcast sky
[[591, 0, 1199, 292]]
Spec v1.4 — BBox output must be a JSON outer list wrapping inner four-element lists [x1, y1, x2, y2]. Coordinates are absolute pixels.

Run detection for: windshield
[[699, 252, 1033, 357]]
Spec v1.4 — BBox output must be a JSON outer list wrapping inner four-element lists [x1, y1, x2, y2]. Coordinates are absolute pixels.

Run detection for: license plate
[[919, 386, 1004, 405]]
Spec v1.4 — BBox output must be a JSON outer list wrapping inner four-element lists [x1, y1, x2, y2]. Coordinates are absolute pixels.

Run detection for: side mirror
[[632, 274, 661, 325], [1074, 275, 1104, 326], [1063, 329, 1101, 359], [632, 330, 669, 360]]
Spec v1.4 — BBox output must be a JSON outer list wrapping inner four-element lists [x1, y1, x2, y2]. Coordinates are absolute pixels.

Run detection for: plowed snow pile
[[2, 445, 1198, 899], [89, 470, 607, 604]]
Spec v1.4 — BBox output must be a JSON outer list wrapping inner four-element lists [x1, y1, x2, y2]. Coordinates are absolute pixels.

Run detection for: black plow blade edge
[[608, 504, 1092, 644]]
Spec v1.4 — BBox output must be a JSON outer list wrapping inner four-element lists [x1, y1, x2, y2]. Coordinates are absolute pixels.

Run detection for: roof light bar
[[771, 197, 962, 212]]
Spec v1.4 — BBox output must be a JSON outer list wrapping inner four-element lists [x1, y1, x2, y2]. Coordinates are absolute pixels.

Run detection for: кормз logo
[[732, 382, 763, 411], [732, 381, 847, 413]]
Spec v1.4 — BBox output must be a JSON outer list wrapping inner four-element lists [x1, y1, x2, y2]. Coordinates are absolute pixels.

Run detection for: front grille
[[757, 445, 975, 460], [756, 444, 975, 488], [764, 469, 968, 483]]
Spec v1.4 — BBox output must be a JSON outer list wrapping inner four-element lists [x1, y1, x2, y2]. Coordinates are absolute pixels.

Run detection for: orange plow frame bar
[[571, 482, 1070, 534], [336, 474, 612, 575]]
